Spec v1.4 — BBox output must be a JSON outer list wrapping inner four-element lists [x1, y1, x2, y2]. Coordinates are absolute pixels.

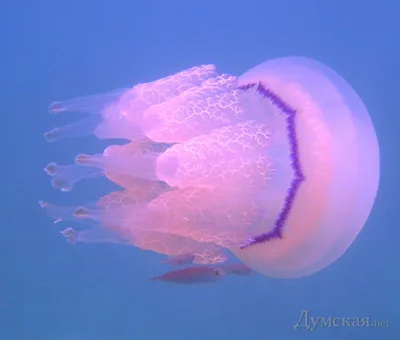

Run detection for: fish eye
[[214, 270, 220, 275]]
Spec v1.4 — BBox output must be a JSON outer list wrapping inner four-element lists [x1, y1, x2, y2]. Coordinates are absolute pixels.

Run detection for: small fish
[[161, 253, 195, 266], [151, 266, 225, 284], [216, 263, 253, 276]]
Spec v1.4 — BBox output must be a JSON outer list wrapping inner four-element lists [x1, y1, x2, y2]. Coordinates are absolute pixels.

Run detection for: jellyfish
[[41, 57, 380, 278]]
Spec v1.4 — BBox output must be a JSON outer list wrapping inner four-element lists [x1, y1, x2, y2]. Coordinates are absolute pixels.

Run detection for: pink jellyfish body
[[41, 57, 380, 278]]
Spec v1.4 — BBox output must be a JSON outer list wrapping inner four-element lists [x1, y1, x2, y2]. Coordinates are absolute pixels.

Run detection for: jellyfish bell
[[41, 57, 379, 279], [229, 57, 380, 278]]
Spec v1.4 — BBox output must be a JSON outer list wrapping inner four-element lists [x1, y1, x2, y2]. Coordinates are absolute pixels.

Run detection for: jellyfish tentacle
[[44, 115, 102, 142], [39, 200, 96, 225], [48, 101, 145, 142], [49, 88, 129, 114], [60, 226, 131, 245], [47, 65, 219, 142], [75, 151, 175, 183], [44, 162, 102, 192]]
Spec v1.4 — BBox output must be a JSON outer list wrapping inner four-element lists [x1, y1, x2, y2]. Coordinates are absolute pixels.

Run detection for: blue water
[[1, 1, 399, 339]]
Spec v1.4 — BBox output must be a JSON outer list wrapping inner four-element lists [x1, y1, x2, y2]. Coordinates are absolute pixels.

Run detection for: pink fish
[[151, 266, 225, 284], [216, 263, 253, 276], [161, 254, 195, 266]]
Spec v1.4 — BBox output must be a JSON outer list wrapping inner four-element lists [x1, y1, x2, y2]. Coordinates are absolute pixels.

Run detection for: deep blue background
[[1, 0, 399, 339]]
